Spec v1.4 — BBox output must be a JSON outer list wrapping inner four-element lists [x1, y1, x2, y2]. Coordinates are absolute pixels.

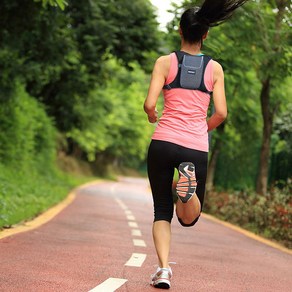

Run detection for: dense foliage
[[0, 0, 160, 228], [0, 0, 159, 172], [204, 186, 292, 249], [0, 83, 78, 228], [0, 84, 55, 171]]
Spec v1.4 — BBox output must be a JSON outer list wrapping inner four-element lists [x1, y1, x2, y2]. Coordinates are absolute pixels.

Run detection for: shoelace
[[151, 262, 177, 277]]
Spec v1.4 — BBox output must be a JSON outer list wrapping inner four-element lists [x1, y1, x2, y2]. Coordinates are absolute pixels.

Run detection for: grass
[[0, 163, 97, 229]]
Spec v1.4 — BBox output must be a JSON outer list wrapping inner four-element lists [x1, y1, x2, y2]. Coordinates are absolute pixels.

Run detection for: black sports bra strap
[[174, 51, 185, 63], [199, 55, 212, 94]]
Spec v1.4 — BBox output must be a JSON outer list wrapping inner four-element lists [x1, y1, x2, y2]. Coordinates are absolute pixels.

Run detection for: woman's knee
[[153, 201, 174, 223]]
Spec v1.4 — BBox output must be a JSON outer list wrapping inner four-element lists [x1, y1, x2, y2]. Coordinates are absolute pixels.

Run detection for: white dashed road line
[[128, 221, 138, 228], [88, 278, 127, 292], [126, 215, 136, 221], [131, 229, 142, 237], [133, 239, 147, 247], [115, 198, 128, 210], [125, 253, 147, 267], [111, 196, 148, 289]]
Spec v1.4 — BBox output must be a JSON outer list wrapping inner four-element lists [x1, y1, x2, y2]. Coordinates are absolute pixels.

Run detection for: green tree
[[250, 0, 291, 194], [34, 0, 67, 10], [0, 0, 161, 167], [67, 58, 153, 171]]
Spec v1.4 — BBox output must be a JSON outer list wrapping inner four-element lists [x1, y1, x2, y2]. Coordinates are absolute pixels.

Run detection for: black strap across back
[[163, 51, 212, 94]]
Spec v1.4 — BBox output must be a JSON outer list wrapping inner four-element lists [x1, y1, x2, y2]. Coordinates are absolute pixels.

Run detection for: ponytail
[[198, 0, 248, 27], [180, 0, 249, 44]]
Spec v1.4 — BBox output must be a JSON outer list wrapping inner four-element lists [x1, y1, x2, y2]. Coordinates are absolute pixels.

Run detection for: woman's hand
[[148, 108, 158, 123]]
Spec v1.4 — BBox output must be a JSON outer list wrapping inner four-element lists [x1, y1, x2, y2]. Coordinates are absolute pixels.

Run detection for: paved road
[[0, 177, 291, 292]]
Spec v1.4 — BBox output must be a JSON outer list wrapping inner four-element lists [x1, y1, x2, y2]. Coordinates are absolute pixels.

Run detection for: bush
[[204, 183, 292, 249], [0, 82, 56, 173], [0, 82, 79, 229]]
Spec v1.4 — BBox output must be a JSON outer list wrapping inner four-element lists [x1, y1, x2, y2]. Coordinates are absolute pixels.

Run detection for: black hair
[[180, 0, 249, 44]]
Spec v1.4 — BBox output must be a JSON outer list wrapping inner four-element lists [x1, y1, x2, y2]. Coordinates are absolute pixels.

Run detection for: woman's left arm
[[144, 56, 169, 123]]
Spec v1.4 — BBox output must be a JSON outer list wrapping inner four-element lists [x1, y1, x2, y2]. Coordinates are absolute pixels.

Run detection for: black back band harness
[[163, 51, 212, 94]]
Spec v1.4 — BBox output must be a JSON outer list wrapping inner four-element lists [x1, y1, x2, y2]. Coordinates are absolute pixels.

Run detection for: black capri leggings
[[147, 140, 208, 226]]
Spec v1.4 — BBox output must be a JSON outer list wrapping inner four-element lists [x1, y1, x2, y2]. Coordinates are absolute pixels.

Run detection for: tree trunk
[[255, 0, 287, 195], [256, 77, 273, 195], [206, 123, 225, 193]]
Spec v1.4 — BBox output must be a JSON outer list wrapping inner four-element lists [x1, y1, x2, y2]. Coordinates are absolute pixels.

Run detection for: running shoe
[[176, 162, 197, 203], [150, 267, 172, 289]]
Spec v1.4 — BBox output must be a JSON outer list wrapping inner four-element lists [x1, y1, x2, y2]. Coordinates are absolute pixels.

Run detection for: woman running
[[144, 0, 248, 289]]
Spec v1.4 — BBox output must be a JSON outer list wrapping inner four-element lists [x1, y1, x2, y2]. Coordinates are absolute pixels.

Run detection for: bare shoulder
[[153, 55, 171, 77], [212, 60, 224, 82], [212, 60, 224, 74], [156, 55, 171, 65]]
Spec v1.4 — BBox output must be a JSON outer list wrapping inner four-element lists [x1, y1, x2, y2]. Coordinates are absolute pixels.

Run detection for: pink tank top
[[152, 52, 214, 152]]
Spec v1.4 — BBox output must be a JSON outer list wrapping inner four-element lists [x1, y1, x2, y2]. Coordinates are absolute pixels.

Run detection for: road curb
[[0, 180, 102, 240], [201, 212, 292, 255]]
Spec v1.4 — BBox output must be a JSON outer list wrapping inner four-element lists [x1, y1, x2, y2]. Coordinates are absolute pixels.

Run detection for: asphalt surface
[[0, 177, 291, 292]]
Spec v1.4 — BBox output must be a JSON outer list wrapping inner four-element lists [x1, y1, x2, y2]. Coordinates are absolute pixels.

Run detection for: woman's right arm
[[207, 61, 227, 131], [144, 56, 169, 123]]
